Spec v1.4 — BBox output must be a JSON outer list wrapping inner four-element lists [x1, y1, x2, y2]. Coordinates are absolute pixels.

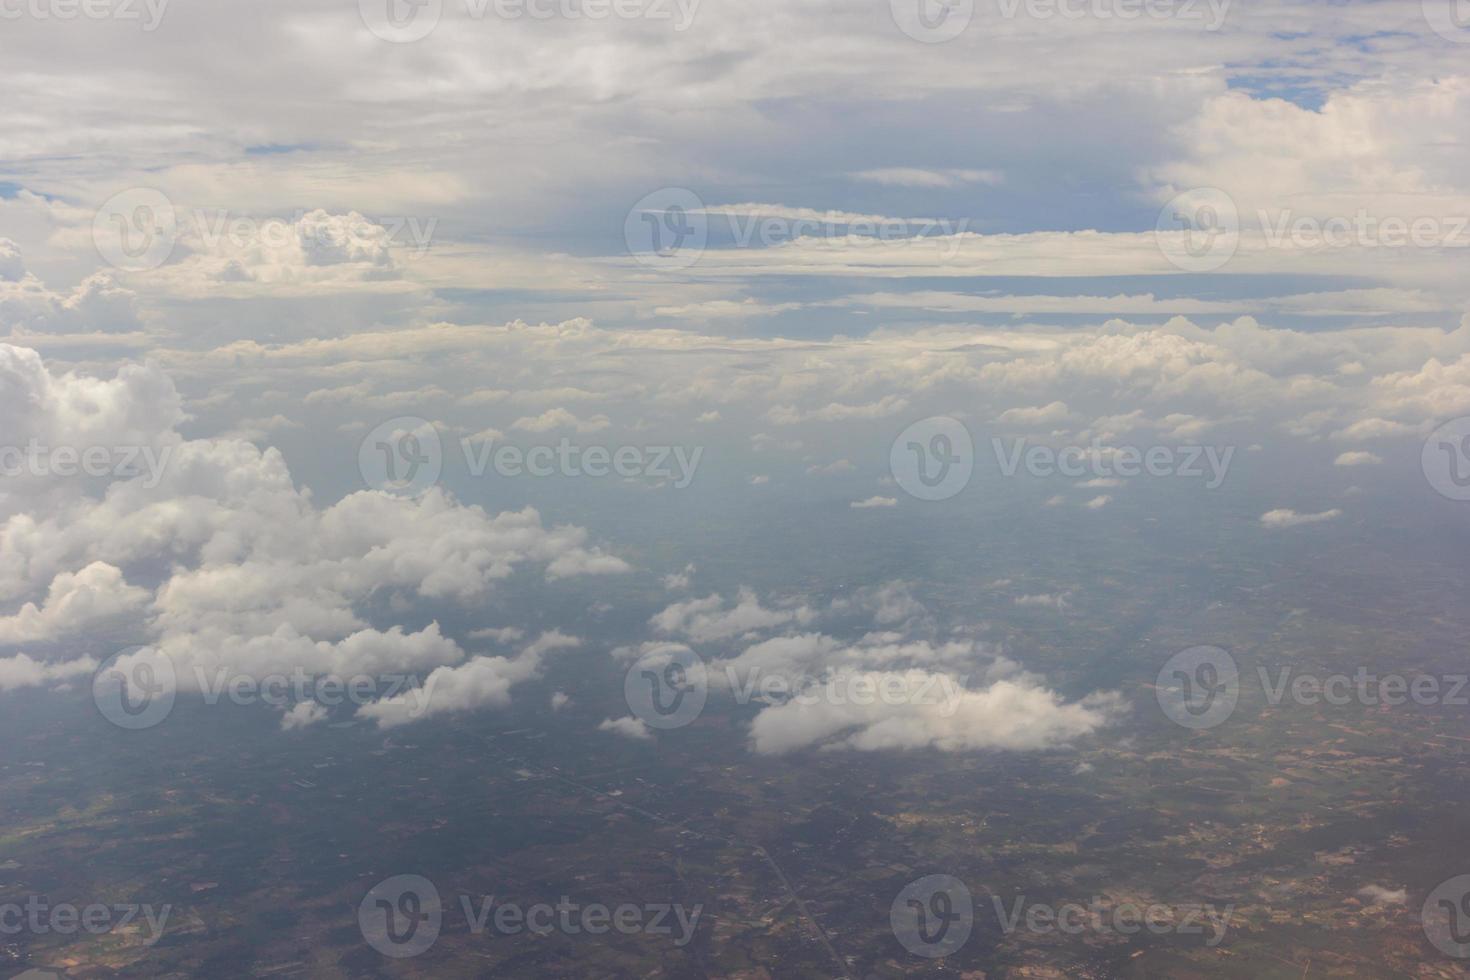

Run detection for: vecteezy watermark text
[[0, 0, 168, 29], [990, 894, 1233, 946], [888, 0, 1227, 44], [888, 417, 1234, 501], [359, 0, 701, 43], [992, 438, 1233, 487], [890, 874, 1232, 958], [357, 875, 701, 959], [1258, 209, 1470, 251], [1157, 645, 1470, 730], [461, 437, 702, 488], [0, 440, 171, 487], [724, 667, 968, 715], [358, 417, 703, 494], [624, 188, 972, 270], [92, 646, 437, 730], [0, 897, 171, 944], [93, 189, 437, 271]]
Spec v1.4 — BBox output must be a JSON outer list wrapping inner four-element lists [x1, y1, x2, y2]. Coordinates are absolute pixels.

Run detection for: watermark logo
[[1423, 417, 1470, 501], [1155, 187, 1239, 272], [993, 438, 1232, 487], [1160, 647, 1470, 729], [361, 0, 699, 41], [625, 187, 708, 271], [890, 416, 974, 501], [889, 0, 974, 42], [1156, 645, 1239, 730], [92, 646, 177, 730], [93, 650, 435, 730], [624, 647, 707, 729], [93, 188, 177, 271], [358, 875, 702, 957], [1424, 875, 1470, 958], [94, 194, 437, 270], [725, 667, 967, 714], [360, 417, 443, 495], [359, 0, 442, 41], [891, 874, 973, 957], [460, 437, 702, 488], [359, 874, 443, 958], [1423, 0, 1470, 43]]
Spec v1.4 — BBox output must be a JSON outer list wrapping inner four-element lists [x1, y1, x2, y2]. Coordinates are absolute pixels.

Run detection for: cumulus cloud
[[0, 562, 149, 644], [1260, 508, 1343, 528], [850, 496, 897, 509], [633, 587, 1123, 757], [143, 210, 419, 298], [0, 242, 142, 336], [598, 715, 652, 740], [651, 589, 816, 644], [280, 700, 327, 731], [358, 632, 580, 728], [662, 563, 696, 591], [0, 346, 628, 726], [511, 408, 610, 433], [0, 652, 99, 693], [1015, 593, 1071, 610], [848, 168, 1004, 189], [745, 671, 1123, 755], [998, 401, 1072, 427]]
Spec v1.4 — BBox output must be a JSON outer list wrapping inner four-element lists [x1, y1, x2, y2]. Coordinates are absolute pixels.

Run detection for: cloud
[[0, 562, 149, 644], [0, 652, 99, 693], [746, 670, 1123, 755], [0, 346, 628, 726], [997, 402, 1072, 427], [598, 715, 652, 740], [511, 407, 611, 433], [280, 700, 327, 731], [1333, 451, 1383, 466], [847, 168, 1004, 189], [358, 632, 580, 728], [1014, 593, 1072, 611], [662, 563, 696, 591], [651, 589, 816, 644], [850, 496, 897, 509], [768, 396, 909, 425], [1260, 508, 1343, 528]]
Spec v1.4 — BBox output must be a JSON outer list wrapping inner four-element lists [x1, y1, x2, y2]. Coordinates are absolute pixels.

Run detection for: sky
[[3, 0, 1470, 752]]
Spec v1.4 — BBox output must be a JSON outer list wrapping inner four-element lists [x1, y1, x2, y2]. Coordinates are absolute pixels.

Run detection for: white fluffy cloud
[[359, 631, 580, 728], [651, 588, 817, 643], [0, 345, 629, 721], [1260, 508, 1343, 528], [598, 715, 653, 741], [0, 562, 149, 644], [634, 586, 1122, 757], [746, 671, 1123, 756], [0, 652, 99, 693]]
